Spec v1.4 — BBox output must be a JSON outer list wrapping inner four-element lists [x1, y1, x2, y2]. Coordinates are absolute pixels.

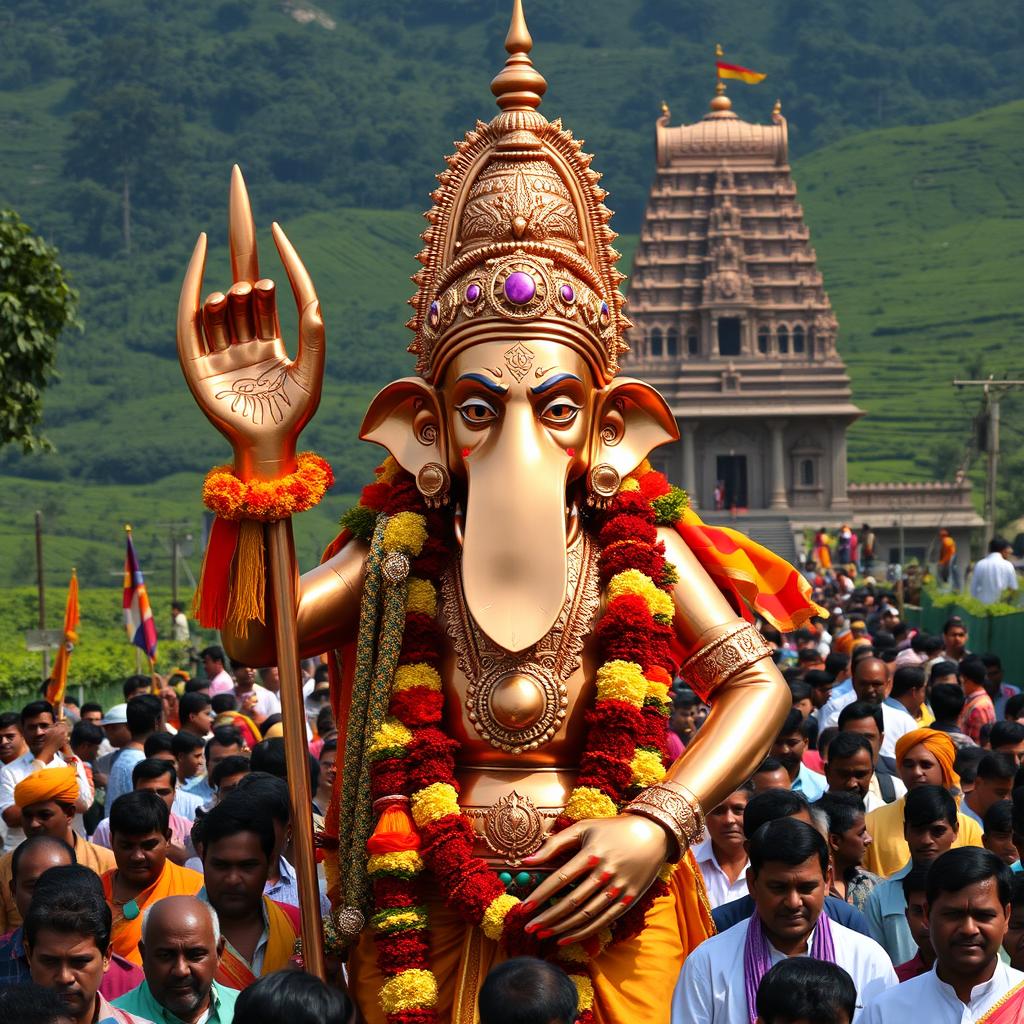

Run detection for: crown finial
[[490, 0, 547, 113], [711, 43, 732, 111]]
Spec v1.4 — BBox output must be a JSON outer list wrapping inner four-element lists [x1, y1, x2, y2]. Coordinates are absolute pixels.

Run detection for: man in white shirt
[[861, 847, 1024, 1022], [822, 657, 915, 761], [824, 730, 905, 813], [694, 785, 752, 909], [201, 644, 235, 696], [0, 701, 93, 848], [232, 665, 281, 725], [970, 537, 1019, 607], [672, 817, 896, 1023]]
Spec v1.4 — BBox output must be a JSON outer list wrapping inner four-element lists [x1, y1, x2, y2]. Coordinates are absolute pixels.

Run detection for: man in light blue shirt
[[115, 895, 237, 1024], [771, 708, 827, 802], [105, 696, 163, 816]]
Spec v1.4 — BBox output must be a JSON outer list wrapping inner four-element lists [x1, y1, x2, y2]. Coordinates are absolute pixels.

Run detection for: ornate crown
[[407, 0, 630, 385]]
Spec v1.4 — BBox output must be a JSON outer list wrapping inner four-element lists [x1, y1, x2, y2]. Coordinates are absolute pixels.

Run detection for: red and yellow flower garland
[[348, 458, 685, 1023]]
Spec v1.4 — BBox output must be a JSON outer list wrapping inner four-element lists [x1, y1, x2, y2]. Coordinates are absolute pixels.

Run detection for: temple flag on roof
[[45, 568, 79, 709], [716, 60, 767, 84], [123, 526, 158, 663]]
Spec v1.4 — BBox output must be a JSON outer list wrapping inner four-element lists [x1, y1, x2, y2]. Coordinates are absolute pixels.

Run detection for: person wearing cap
[[0, 767, 115, 932], [96, 705, 132, 783]]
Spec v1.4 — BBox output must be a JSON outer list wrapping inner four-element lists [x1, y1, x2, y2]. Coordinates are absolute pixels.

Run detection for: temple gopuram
[[623, 85, 983, 566]]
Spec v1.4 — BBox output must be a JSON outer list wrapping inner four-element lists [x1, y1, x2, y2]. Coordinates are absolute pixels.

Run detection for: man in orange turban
[[864, 728, 982, 876], [0, 766, 115, 930]]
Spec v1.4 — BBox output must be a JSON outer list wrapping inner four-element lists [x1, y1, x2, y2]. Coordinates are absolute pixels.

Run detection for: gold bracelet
[[681, 621, 772, 699], [625, 783, 705, 862]]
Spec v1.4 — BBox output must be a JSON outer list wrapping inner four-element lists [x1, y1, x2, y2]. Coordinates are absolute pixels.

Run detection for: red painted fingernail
[[557, 936, 574, 946], [599, 870, 612, 883], [520, 901, 535, 914], [461, 447, 471, 458], [538, 929, 554, 940], [621, 895, 634, 906], [608, 886, 621, 899], [587, 855, 600, 868]]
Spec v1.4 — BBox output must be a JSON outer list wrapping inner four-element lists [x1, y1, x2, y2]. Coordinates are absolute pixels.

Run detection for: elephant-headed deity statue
[[176, 3, 822, 1021]]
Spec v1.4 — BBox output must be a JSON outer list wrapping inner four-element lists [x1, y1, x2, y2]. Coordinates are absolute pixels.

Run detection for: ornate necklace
[[441, 530, 600, 754]]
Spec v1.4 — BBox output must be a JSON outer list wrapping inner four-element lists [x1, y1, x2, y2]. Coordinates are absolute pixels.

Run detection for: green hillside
[[0, 0, 1022, 606]]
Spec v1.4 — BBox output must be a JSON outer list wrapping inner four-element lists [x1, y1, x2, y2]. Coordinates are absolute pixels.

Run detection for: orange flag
[[46, 569, 79, 709]]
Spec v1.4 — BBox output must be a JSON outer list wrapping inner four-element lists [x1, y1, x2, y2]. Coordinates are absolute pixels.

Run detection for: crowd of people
[[677, 575, 1024, 1022], [1, 580, 1023, 1023]]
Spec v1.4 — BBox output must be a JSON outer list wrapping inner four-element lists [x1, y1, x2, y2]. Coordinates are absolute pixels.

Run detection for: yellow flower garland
[[383, 511, 428, 556], [480, 893, 520, 941], [368, 718, 414, 756], [594, 660, 648, 707], [630, 748, 666, 789], [367, 850, 424, 876], [379, 969, 438, 1013], [393, 662, 442, 693], [410, 782, 461, 828], [607, 569, 674, 622], [564, 786, 619, 822], [405, 577, 438, 616]]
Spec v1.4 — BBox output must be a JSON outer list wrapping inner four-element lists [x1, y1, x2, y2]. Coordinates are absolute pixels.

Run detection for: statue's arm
[[222, 531, 369, 667], [658, 526, 791, 813]]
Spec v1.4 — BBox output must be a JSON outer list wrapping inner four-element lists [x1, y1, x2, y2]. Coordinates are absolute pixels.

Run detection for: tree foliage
[[0, 210, 79, 452]]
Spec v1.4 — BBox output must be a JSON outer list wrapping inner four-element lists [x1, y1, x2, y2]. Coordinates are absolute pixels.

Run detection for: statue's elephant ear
[[360, 377, 446, 475], [592, 377, 679, 477]]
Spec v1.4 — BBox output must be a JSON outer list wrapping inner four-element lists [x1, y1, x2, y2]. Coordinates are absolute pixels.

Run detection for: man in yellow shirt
[[864, 729, 982, 877], [0, 765, 115, 931]]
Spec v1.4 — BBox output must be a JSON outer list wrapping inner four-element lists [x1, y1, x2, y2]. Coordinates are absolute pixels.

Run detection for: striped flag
[[123, 527, 158, 662], [45, 569, 79, 709], [716, 60, 767, 85]]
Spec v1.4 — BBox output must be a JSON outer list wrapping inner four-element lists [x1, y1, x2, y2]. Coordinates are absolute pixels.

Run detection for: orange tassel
[[367, 800, 421, 855]]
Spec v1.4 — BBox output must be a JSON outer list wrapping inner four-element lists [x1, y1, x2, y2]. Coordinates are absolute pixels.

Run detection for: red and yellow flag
[[45, 569, 79, 709], [716, 60, 767, 85]]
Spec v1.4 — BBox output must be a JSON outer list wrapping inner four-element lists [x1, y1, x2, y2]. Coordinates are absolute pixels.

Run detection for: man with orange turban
[[864, 728, 983, 876], [0, 765, 115, 930]]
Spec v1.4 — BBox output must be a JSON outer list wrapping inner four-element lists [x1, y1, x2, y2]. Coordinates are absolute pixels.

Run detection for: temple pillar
[[681, 424, 698, 508], [831, 423, 852, 510], [768, 419, 788, 510]]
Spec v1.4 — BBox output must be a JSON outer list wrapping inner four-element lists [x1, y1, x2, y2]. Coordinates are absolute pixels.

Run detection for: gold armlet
[[681, 621, 772, 698], [625, 783, 705, 862]]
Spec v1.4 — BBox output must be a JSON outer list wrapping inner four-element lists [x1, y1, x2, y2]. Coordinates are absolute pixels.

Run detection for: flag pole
[[266, 518, 326, 979]]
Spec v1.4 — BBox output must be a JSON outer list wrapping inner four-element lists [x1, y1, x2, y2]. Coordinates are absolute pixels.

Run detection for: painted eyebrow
[[455, 373, 508, 395], [530, 372, 583, 395]]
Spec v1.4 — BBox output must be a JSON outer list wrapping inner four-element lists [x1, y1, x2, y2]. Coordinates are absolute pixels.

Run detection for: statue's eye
[[540, 396, 582, 426], [455, 397, 498, 426]]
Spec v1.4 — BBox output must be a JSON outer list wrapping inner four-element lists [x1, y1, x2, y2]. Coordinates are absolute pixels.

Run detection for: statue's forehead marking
[[504, 342, 535, 382]]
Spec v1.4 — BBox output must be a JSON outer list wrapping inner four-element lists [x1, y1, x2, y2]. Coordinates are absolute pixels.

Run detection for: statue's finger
[[229, 165, 260, 284], [202, 292, 231, 353], [228, 281, 255, 344], [253, 279, 280, 341], [176, 233, 207, 363], [272, 222, 324, 383]]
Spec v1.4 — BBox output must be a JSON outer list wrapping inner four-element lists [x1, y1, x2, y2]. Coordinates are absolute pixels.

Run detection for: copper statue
[[176, 3, 806, 1020]]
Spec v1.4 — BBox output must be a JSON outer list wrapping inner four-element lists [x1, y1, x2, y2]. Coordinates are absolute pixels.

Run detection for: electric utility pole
[[952, 377, 1024, 548]]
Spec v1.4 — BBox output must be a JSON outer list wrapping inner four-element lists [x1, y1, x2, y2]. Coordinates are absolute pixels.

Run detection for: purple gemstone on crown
[[466, 283, 481, 303], [599, 299, 610, 322], [428, 300, 440, 326], [560, 284, 575, 304], [504, 271, 537, 305]]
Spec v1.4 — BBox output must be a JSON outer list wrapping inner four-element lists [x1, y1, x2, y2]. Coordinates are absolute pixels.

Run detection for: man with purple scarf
[[672, 818, 896, 1023]]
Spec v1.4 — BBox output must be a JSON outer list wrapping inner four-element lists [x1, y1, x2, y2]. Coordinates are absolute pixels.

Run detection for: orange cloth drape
[[102, 861, 204, 964], [215, 896, 298, 990], [347, 851, 713, 1024], [979, 981, 1024, 1022]]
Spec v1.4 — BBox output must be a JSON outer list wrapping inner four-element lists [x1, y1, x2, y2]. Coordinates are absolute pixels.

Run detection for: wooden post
[[35, 510, 49, 683], [266, 519, 326, 978]]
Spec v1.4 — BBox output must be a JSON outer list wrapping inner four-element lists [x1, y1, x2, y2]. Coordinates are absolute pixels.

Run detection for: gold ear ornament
[[586, 463, 621, 508], [416, 462, 451, 508]]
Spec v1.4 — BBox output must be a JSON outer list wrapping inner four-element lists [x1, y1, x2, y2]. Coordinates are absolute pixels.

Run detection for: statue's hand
[[176, 166, 325, 481], [520, 814, 670, 945]]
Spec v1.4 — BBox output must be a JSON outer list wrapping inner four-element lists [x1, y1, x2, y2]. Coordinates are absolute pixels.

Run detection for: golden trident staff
[[176, 167, 327, 978]]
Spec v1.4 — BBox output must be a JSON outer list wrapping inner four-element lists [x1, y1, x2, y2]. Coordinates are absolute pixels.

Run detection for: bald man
[[0, 835, 75, 985], [0, 767, 114, 932], [115, 896, 238, 1024], [821, 657, 916, 761]]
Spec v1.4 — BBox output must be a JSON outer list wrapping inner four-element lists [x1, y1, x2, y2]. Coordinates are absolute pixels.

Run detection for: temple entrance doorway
[[717, 317, 741, 356], [716, 454, 748, 509]]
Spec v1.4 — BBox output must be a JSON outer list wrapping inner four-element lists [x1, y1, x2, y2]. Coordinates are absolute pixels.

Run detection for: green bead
[[515, 871, 532, 887], [498, 872, 513, 885]]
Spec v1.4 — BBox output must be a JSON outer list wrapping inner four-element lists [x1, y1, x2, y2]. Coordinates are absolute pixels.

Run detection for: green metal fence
[[904, 593, 1024, 676]]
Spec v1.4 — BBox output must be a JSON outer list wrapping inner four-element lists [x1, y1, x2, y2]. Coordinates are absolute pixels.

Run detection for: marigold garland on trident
[[335, 456, 687, 1024]]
